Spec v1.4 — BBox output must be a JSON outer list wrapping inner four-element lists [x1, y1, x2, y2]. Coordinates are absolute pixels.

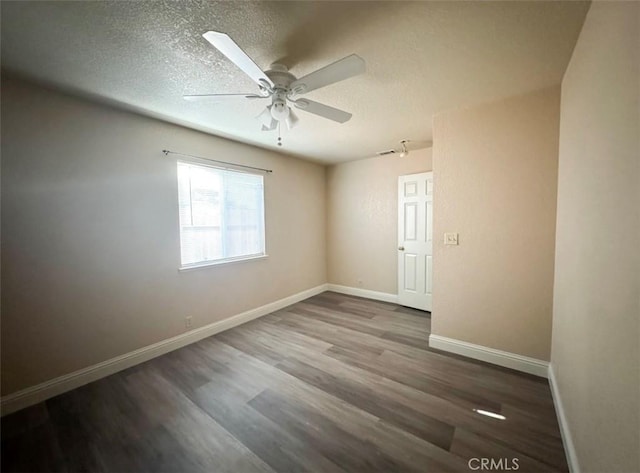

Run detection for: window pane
[[190, 166, 221, 227], [177, 163, 192, 226], [224, 172, 264, 258], [177, 161, 265, 266]]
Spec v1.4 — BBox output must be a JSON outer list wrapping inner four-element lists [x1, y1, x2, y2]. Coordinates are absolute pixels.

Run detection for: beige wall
[[327, 148, 432, 294], [1, 77, 327, 396], [552, 2, 639, 472], [431, 87, 560, 361]]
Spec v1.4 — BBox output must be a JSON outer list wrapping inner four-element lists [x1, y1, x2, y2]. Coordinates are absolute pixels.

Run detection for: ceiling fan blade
[[202, 31, 274, 89], [290, 54, 365, 95], [293, 99, 352, 123], [183, 93, 266, 102]]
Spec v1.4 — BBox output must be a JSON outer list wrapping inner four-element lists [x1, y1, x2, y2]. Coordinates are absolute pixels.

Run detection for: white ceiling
[[1, 1, 589, 163]]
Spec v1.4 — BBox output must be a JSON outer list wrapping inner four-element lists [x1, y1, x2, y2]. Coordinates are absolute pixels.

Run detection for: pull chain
[[277, 122, 282, 147]]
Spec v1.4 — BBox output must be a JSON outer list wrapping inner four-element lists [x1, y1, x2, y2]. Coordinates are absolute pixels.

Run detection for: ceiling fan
[[184, 31, 366, 139]]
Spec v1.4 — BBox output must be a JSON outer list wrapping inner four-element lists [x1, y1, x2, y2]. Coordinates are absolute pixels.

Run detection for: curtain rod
[[162, 150, 273, 173]]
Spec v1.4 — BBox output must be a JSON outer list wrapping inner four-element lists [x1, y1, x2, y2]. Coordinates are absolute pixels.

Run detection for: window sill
[[179, 254, 268, 272]]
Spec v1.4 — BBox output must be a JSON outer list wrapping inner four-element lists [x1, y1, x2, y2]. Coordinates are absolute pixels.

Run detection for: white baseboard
[[548, 364, 580, 473], [428, 334, 549, 378], [0, 284, 329, 416], [326, 284, 398, 304]]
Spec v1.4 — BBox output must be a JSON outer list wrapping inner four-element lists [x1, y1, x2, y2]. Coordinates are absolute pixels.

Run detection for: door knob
[[398, 246, 405, 251]]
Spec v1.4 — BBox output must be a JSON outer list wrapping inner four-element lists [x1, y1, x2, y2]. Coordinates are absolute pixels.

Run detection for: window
[[177, 161, 265, 268]]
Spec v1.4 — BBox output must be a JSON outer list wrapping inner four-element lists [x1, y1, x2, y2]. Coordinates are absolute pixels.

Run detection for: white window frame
[[176, 159, 267, 271]]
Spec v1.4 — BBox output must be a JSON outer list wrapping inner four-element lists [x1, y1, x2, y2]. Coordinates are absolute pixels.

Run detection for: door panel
[[398, 172, 433, 311], [404, 203, 418, 241], [426, 201, 433, 242], [425, 255, 433, 294], [404, 181, 418, 197], [404, 253, 417, 291]]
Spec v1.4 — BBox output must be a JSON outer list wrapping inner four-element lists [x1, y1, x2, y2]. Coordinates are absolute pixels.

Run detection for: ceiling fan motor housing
[[265, 64, 296, 92]]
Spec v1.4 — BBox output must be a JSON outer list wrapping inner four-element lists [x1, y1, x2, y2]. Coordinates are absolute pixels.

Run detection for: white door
[[398, 172, 433, 311]]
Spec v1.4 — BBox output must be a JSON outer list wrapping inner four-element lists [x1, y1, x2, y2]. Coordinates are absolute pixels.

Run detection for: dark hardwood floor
[[1, 292, 567, 473]]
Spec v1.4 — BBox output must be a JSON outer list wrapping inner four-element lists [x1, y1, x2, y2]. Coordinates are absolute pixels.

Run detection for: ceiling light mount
[[375, 139, 424, 158], [399, 139, 410, 158]]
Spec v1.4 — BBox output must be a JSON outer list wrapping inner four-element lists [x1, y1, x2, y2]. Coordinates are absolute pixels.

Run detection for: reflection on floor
[[1, 291, 567, 472]]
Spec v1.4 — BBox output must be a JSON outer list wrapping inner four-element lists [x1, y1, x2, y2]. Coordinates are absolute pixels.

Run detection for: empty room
[[1, 1, 638, 472]]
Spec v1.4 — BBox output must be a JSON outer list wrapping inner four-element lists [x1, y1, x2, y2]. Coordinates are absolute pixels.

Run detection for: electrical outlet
[[185, 316, 193, 329], [444, 233, 459, 245]]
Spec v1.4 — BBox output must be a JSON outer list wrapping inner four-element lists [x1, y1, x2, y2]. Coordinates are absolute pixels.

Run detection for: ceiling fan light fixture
[[285, 109, 299, 130], [270, 101, 290, 121], [257, 106, 275, 127], [261, 117, 277, 131]]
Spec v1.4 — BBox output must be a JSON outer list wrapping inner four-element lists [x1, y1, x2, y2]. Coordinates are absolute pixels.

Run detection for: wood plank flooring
[[1, 292, 568, 473]]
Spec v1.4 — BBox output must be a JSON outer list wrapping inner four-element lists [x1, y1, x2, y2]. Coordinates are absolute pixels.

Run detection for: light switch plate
[[444, 233, 459, 245]]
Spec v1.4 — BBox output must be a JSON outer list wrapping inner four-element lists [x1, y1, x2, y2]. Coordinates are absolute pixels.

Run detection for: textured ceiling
[[1, 1, 589, 163]]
